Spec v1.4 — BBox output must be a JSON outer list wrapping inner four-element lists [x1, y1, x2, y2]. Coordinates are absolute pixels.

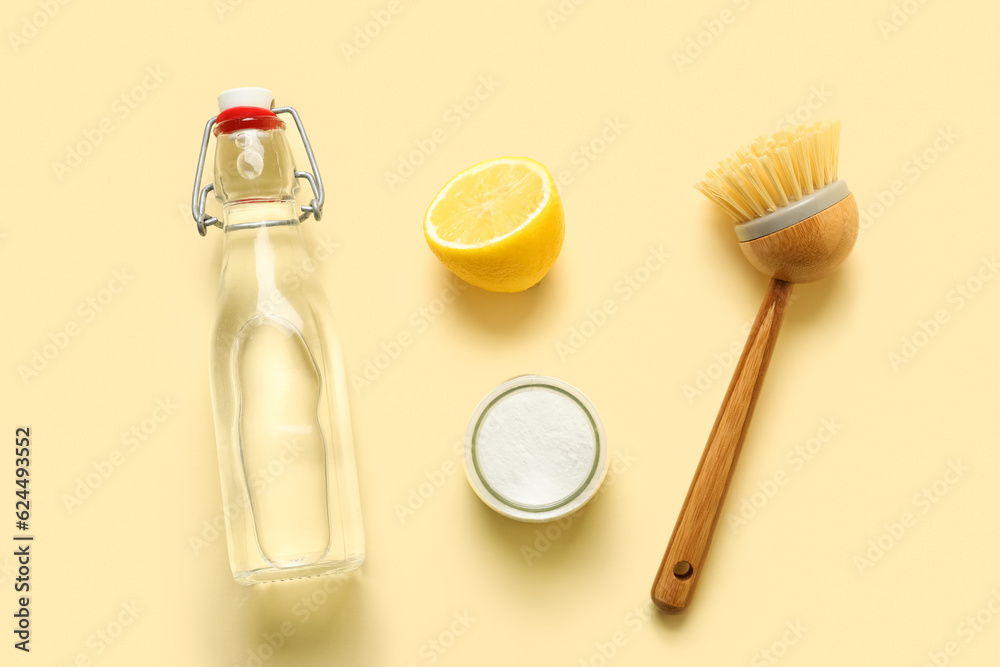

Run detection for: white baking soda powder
[[465, 376, 608, 522]]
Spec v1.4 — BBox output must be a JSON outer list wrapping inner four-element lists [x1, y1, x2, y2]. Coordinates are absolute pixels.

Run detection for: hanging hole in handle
[[673, 561, 693, 580]]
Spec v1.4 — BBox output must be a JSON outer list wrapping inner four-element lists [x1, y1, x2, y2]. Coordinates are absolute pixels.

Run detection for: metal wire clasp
[[190, 106, 325, 236]]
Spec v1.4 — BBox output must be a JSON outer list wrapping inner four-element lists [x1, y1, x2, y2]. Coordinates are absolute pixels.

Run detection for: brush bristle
[[696, 120, 842, 224]]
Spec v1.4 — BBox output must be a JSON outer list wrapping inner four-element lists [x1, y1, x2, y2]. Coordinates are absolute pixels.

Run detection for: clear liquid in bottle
[[201, 90, 364, 584]]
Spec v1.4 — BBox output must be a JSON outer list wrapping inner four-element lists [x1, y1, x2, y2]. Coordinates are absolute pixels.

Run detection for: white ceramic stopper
[[217, 87, 274, 112]]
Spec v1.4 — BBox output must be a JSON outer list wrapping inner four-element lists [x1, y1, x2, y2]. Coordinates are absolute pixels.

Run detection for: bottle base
[[233, 553, 365, 585]]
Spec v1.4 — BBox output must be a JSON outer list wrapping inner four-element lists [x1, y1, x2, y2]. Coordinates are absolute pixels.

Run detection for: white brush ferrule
[[735, 180, 851, 243]]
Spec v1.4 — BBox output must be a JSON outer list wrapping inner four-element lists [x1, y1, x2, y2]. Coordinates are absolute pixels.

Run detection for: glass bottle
[[191, 88, 364, 584]]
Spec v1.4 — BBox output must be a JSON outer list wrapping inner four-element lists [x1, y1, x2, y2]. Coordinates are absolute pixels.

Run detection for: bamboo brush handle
[[652, 278, 793, 614]]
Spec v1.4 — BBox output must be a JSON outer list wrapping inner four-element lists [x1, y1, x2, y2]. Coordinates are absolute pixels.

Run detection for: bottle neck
[[219, 200, 309, 295], [214, 125, 297, 209], [222, 199, 299, 231], [214, 127, 311, 292]]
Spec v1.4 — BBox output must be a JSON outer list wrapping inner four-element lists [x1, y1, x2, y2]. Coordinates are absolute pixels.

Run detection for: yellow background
[[2, 0, 999, 664]]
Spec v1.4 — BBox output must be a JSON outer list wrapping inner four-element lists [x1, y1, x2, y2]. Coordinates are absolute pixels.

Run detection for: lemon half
[[423, 157, 565, 293]]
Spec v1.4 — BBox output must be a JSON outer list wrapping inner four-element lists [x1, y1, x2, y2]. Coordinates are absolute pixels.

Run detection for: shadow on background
[[702, 199, 857, 333], [445, 261, 564, 338], [457, 471, 620, 612], [468, 484, 599, 561], [650, 603, 692, 635], [229, 570, 374, 664]]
